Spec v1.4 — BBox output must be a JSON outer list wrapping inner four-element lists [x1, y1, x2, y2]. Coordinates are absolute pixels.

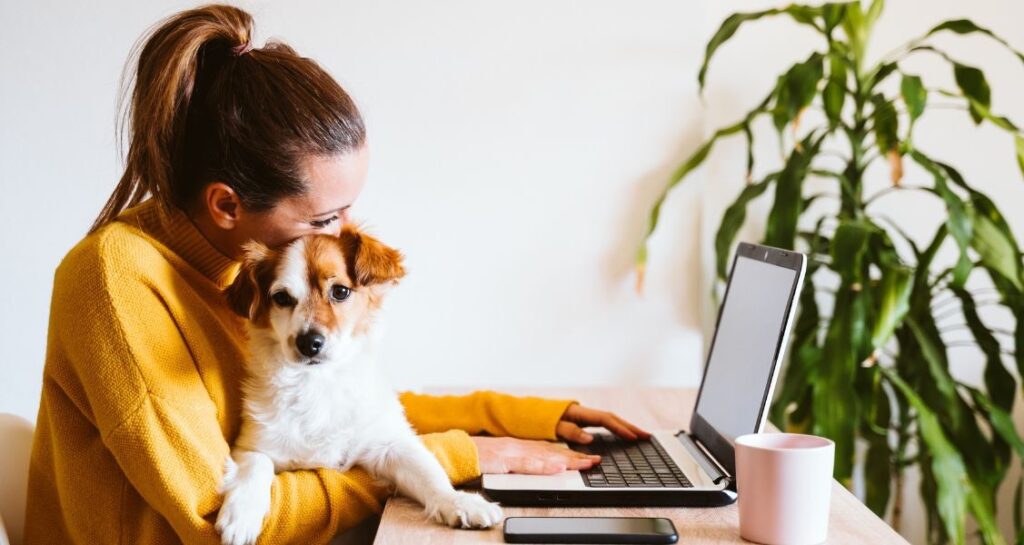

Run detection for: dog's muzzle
[[296, 330, 326, 359]]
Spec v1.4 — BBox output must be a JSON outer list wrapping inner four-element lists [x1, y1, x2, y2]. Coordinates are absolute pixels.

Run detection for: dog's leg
[[215, 449, 275, 545], [366, 435, 503, 529]]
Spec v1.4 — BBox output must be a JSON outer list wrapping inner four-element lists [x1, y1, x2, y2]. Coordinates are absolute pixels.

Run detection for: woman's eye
[[330, 285, 351, 302], [310, 215, 339, 229], [271, 291, 297, 307]]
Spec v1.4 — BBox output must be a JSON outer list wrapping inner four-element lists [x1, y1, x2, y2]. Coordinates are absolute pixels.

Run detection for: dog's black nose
[[296, 331, 326, 358]]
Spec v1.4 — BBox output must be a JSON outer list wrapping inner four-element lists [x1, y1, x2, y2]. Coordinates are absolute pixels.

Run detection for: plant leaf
[[841, 2, 867, 66], [925, 19, 1024, 67], [935, 160, 1024, 291], [882, 367, 968, 545], [971, 203, 1024, 291], [910, 151, 973, 287], [900, 73, 927, 126], [863, 366, 892, 516], [771, 277, 821, 429], [906, 317, 958, 410], [864, 0, 884, 29], [714, 176, 774, 280], [831, 220, 875, 283], [967, 386, 1022, 458], [765, 131, 826, 249], [867, 61, 898, 91], [871, 265, 912, 349], [813, 286, 868, 481], [955, 293, 1016, 524], [953, 63, 992, 125], [1017, 134, 1024, 179], [822, 2, 848, 36], [635, 118, 749, 272], [937, 86, 1024, 178], [699, 5, 824, 91], [824, 52, 847, 126], [961, 388, 1015, 545], [772, 52, 825, 133], [968, 487, 1005, 545], [871, 93, 899, 154]]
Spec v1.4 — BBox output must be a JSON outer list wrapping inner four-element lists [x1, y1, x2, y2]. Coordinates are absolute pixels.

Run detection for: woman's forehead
[[296, 147, 370, 215]]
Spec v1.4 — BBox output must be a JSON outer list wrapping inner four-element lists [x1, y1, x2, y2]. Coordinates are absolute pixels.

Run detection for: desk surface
[[374, 387, 908, 544]]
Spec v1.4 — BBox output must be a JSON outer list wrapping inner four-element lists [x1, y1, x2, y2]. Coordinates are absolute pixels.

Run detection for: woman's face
[[230, 145, 370, 251]]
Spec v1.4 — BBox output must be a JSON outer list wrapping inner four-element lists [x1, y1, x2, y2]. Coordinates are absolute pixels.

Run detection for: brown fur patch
[[225, 241, 279, 327], [302, 235, 353, 334], [338, 225, 406, 287]]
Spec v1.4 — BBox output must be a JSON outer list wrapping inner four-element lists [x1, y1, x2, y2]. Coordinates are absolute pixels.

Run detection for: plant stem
[[864, 184, 932, 207]]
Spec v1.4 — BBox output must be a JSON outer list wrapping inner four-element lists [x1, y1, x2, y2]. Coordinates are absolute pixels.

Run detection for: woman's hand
[[555, 403, 651, 444], [470, 436, 601, 474], [470, 404, 651, 475]]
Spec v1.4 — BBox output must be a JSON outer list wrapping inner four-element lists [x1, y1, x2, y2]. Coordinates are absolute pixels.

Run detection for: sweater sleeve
[[103, 399, 479, 542], [398, 390, 578, 440], [53, 239, 480, 544]]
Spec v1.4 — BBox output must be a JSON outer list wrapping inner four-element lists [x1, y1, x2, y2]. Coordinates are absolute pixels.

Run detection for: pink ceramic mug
[[735, 433, 835, 545]]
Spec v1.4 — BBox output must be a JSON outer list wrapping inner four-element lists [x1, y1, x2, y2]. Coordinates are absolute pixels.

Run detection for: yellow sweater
[[26, 199, 574, 545]]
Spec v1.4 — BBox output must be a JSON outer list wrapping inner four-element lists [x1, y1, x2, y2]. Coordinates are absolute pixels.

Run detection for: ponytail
[[91, 4, 365, 234]]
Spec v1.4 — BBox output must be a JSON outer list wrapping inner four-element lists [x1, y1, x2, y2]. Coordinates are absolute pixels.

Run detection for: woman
[[25, 5, 649, 545]]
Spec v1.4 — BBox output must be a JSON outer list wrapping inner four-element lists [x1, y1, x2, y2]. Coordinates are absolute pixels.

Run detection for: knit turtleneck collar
[[116, 199, 241, 289]]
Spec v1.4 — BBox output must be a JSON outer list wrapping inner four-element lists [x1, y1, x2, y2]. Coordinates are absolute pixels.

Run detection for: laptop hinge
[[675, 431, 732, 485]]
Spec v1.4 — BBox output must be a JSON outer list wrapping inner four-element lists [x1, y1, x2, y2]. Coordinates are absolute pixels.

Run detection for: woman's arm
[[50, 241, 478, 543], [398, 390, 576, 440]]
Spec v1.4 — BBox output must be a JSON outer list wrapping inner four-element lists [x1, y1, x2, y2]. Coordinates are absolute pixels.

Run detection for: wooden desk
[[374, 387, 908, 544]]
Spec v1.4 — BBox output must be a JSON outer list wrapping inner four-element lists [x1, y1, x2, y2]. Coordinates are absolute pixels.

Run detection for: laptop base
[[481, 487, 737, 507]]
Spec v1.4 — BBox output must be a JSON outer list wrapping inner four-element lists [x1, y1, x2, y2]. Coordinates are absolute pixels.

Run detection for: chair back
[[0, 414, 34, 545]]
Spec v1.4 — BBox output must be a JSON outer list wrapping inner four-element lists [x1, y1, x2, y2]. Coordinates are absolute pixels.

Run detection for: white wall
[[2, 1, 1023, 543]]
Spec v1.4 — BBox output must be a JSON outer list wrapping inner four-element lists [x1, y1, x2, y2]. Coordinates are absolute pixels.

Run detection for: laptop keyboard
[[570, 433, 693, 488]]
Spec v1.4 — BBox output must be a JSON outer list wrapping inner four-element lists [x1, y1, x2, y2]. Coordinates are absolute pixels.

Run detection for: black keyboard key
[[573, 433, 694, 489]]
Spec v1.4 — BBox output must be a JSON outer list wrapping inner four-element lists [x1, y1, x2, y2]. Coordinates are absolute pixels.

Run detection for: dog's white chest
[[241, 365, 395, 472]]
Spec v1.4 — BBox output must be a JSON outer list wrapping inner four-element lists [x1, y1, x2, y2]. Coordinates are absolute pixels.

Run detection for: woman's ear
[[204, 182, 244, 230], [339, 225, 406, 287], [225, 241, 273, 319]]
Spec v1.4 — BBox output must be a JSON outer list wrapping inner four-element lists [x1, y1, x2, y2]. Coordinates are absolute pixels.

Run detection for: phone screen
[[504, 516, 677, 540]]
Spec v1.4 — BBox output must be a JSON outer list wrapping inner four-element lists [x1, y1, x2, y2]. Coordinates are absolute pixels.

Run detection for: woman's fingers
[[556, 421, 593, 443], [506, 445, 599, 474], [512, 456, 565, 475], [597, 414, 638, 440], [611, 412, 652, 438], [548, 444, 600, 471], [608, 413, 652, 439], [472, 436, 603, 475], [560, 404, 652, 440]]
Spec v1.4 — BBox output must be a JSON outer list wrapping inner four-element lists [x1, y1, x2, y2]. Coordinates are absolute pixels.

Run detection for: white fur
[[216, 241, 502, 545]]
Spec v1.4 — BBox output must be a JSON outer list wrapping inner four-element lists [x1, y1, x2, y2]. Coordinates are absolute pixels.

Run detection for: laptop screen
[[690, 243, 804, 474]]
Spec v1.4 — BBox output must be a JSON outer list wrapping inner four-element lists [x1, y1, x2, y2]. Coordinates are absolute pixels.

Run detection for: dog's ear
[[225, 241, 274, 319], [339, 225, 406, 287]]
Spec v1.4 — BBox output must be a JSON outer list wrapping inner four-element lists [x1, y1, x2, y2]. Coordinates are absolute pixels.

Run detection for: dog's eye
[[330, 285, 352, 302], [271, 290, 297, 307]]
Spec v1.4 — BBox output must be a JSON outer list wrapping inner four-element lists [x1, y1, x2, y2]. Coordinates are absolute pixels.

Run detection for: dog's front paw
[[428, 491, 503, 529], [216, 457, 272, 545], [216, 487, 269, 545]]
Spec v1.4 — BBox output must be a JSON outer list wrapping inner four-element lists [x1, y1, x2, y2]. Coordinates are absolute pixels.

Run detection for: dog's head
[[225, 225, 406, 366]]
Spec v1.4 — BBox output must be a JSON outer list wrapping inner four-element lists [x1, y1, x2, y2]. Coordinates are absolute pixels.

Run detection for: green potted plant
[[635, 2, 1024, 544]]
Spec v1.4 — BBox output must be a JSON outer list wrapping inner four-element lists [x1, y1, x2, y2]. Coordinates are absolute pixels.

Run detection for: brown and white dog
[[214, 226, 502, 545]]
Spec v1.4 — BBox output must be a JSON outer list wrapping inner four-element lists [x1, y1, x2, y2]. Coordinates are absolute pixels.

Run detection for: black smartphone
[[503, 516, 679, 544]]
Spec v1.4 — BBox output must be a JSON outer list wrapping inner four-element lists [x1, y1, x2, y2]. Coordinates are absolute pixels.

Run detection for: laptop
[[482, 242, 806, 507]]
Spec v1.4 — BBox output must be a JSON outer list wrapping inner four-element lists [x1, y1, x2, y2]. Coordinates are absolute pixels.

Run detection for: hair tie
[[232, 41, 254, 56]]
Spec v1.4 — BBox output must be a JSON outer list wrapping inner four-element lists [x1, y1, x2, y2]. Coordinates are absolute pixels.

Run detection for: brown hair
[[90, 4, 365, 233]]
